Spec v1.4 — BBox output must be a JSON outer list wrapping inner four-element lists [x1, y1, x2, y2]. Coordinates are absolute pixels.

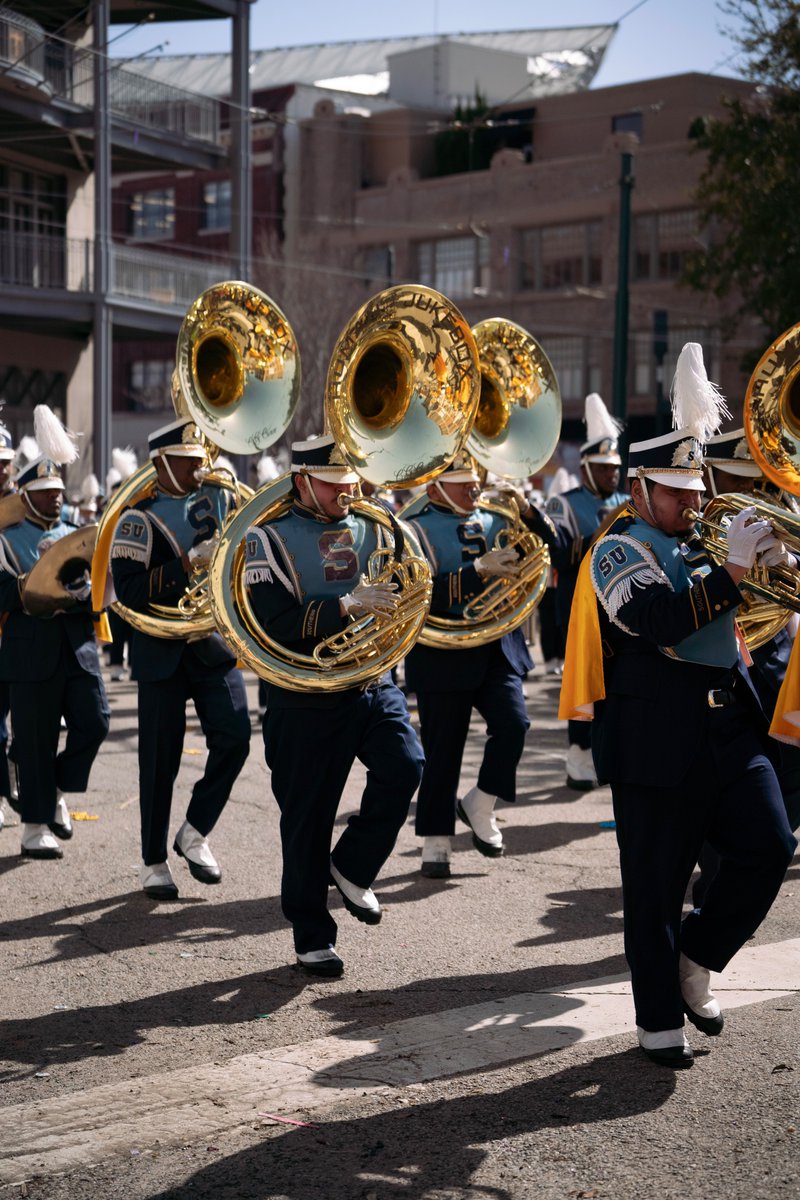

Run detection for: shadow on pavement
[[147, 1049, 676, 1200]]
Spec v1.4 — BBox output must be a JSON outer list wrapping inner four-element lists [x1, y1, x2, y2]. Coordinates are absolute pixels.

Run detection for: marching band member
[[404, 453, 556, 879], [105, 448, 139, 682], [559, 345, 796, 1068], [0, 419, 18, 830], [245, 434, 424, 978], [546, 394, 628, 789], [109, 417, 251, 900], [692, 429, 800, 908], [0, 406, 109, 860]]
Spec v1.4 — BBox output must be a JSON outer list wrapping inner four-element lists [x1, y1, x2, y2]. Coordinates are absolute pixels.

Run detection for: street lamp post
[[612, 150, 635, 424]]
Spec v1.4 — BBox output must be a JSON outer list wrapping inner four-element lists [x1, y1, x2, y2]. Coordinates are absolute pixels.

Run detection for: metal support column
[[93, 0, 112, 484], [611, 150, 634, 424], [230, 0, 252, 281]]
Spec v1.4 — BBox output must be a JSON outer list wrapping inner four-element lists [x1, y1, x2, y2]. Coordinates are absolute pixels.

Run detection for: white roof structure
[[124, 25, 616, 102]]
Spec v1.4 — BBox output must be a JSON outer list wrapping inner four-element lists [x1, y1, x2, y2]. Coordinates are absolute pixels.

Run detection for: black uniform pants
[[611, 703, 796, 1033], [264, 682, 424, 955], [0, 679, 11, 801], [414, 647, 529, 837], [137, 655, 250, 865], [11, 651, 110, 825]]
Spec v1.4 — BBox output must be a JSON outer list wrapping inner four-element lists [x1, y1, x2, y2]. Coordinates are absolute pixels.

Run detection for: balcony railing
[[0, 231, 228, 312], [0, 231, 93, 292], [111, 245, 228, 309], [0, 8, 221, 145]]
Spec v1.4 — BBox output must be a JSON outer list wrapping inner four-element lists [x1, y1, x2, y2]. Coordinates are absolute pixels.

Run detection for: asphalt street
[[1, 657, 798, 1199]]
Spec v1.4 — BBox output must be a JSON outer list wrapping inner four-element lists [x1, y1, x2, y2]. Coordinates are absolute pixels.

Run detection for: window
[[361, 244, 394, 286], [632, 324, 718, 398], [545, 337, 599, 402], [129, 189, 175, 241], [520, 222, 602, 292], [612, 112, 643, 139], [417, 236, 490, 299], [633, 210, 702, 282], [202, 180, 231, 232], [128, 360, 174, 412]]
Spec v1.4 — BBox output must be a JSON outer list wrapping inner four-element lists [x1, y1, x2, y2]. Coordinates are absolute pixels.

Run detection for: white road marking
[[2, 938, 798, 1186]]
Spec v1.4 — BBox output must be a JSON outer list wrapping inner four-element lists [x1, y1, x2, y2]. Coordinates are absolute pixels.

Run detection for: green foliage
[[684, 1, 800, 355], [434, 90, 497, 177]]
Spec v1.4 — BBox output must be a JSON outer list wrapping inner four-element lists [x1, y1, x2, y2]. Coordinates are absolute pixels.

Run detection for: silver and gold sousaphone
[[398, 317, 561, 648], [207, 284, 483, 691], [682, 322, 800, 649], [92, 281, 300, 639]]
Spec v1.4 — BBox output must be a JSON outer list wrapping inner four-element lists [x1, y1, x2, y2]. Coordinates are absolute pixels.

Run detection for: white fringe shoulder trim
[[591, 534, 673, 635]]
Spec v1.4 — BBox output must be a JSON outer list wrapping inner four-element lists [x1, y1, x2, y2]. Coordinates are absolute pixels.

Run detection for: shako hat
[[15, 405, 79, 493], [581, 393, 622, 465], [435, 449, 481, 484], [290, 435, 359, 484], [0, 418, 14, 462], [704, 427, 761, 478], [627, 343, 729, 492], [148, 417, 205, 460]]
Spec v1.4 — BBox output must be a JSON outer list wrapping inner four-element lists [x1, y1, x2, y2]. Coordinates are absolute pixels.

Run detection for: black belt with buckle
[[707, 687, 736, 708]]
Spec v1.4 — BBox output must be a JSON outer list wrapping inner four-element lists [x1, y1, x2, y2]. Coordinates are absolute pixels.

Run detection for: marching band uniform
[[546, 394, 627, 789], [246, 436, 424, 978], [105, 448, 138, 682], [0, 408, 109, 859], [560, 346, 796, 1068], [0, 420, 17, 827], [404, 455, 556, 877], [109, 418, 250, 900], [692, 429, 800, 907]]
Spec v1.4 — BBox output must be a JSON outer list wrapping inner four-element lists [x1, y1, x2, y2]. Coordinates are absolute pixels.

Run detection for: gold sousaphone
[[208, 283, 483, 691], [398, 317, 560, 648], [93, 281, 300, 639], [683, 322, 800, 649]]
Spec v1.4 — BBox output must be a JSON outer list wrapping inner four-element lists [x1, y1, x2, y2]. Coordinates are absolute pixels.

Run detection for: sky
[[111, 0, 750, 88]]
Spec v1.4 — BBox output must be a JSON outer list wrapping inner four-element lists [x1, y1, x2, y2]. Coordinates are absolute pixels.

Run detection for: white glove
[[725, 506, 774, 569], [757, 535, 798, 569], [187, 533, 220, 567], [475, 547, 521, 579], [340, 576, 399, 618], [63, 572, 92, 602]]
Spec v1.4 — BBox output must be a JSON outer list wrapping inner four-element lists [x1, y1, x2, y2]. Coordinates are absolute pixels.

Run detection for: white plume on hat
[[80, 473, 100, 502], [256, 454, 279, 485], [16, 436, 39, 468], [670, 343, 730, 441], [112, 446, 138, 480], [547, 466, 573, 499], [33, 405, 79, 466], [584, 393, 623, 443]]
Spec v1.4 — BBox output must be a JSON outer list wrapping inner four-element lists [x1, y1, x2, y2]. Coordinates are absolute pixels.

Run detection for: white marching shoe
[[329, 861, 382, 924], [637, 1026, 694, 1068], [21, 823, 63, 859], [173, 820, 222, 884], [566, 744, 598, 791], [296, 947, 344, 978], [141, 861, 179, 900], [457, 786, 503, 857], [421, 835, 452, 878], [680, 952, 724, 1035], [49, 791, 73, 840]]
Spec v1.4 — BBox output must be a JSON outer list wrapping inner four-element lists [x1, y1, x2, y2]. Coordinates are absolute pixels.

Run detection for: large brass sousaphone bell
[[682, 322, 800, 649], [398, 318, 560, 648], [207, 284, 483, 691], [93, 282, 298, 640]]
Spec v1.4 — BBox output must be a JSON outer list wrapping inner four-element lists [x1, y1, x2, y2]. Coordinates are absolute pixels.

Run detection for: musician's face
[[585, 462, 620, 497], [26, 486, 63, 520], [297, 474, 357, 519], [632, 479, 701, 536], [157, 453, 204, 495], [435, 480, 481, 512], [0, 458, 13, 492], [710, 466, 757, 496]]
